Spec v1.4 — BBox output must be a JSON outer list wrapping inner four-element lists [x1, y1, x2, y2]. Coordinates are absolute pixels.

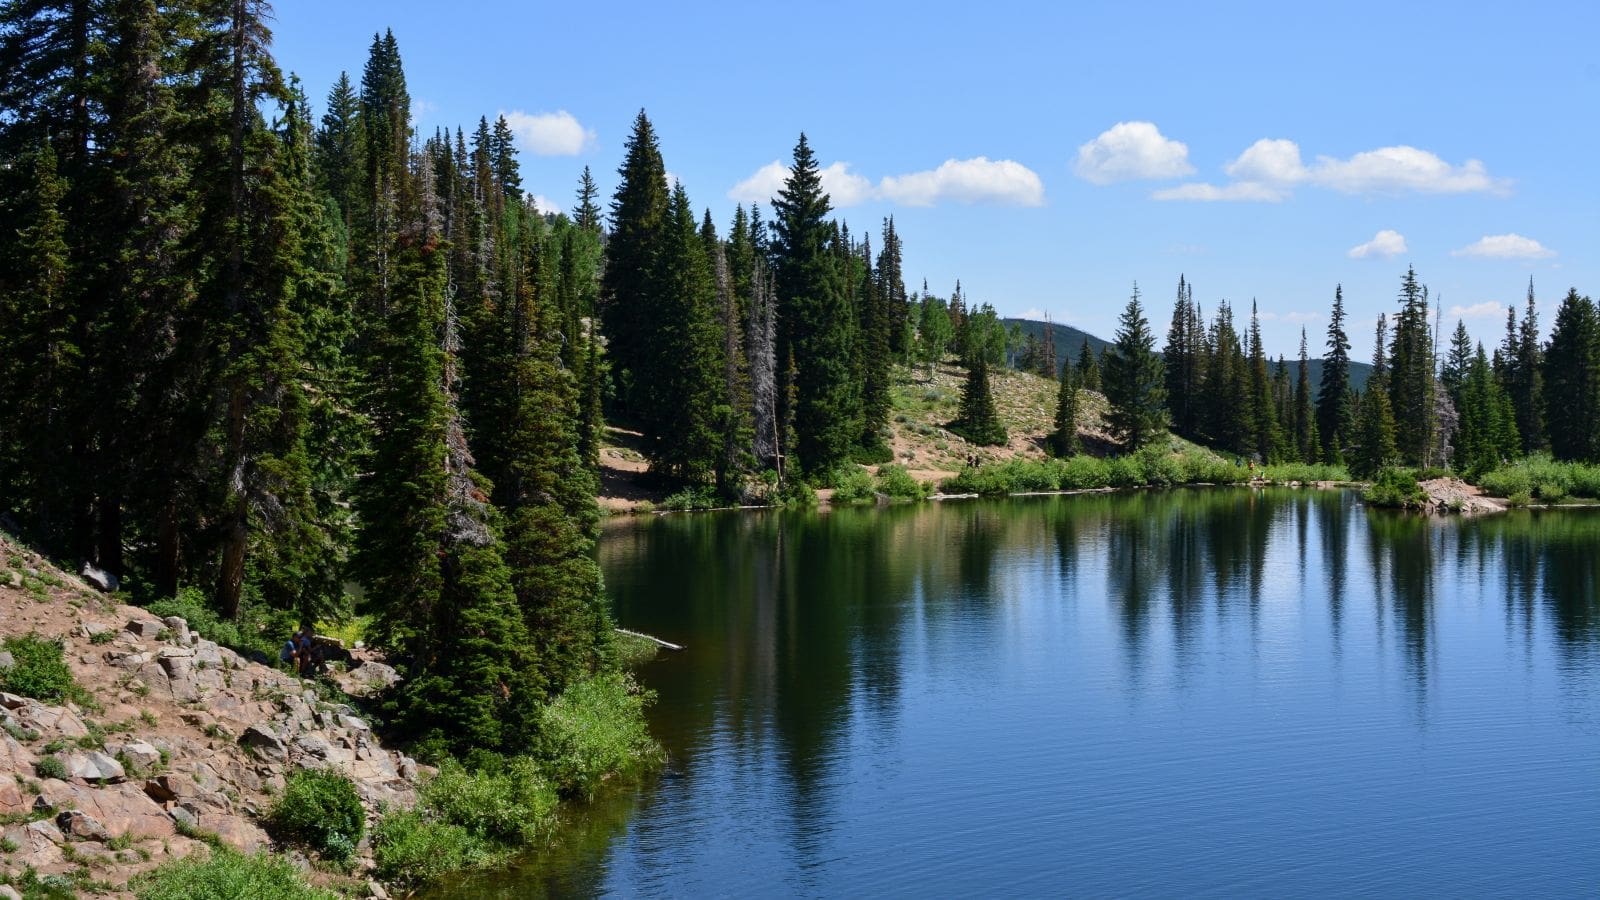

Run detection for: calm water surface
[[444, 488, 1599, 898]]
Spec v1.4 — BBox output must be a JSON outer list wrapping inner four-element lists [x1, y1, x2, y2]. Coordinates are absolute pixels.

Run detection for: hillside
[[0, 534, 417, 896], [1003, 318, 1372, 391]]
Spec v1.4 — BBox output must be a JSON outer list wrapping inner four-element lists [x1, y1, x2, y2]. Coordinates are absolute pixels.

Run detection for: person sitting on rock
[[293, 626, 316, 675]]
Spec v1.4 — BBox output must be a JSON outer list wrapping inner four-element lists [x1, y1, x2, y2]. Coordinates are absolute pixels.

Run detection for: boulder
[[75, 622, 114, 640], [20, 703, 88, 738], [206, 814, 269, 853], [0, 650, 14, 670], [125, 619, 164, 639], [64, 750, 126, 784], [35, 781, 173, 839], [0, 692, 28, 709], [109, 740, 161, 772], [56, 809, 111, 842], [168, 805, 199, 831], [80, 562, 119, 592], [240, 724, 287, 764], [161, 616, 192, 645]]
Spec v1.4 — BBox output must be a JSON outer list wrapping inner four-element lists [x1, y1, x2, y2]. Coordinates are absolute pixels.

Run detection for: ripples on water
[[442, 488, 1600, 898]]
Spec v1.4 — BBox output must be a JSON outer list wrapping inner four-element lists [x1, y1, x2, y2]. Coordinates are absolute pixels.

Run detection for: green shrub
[[144, 587, 294, 659], [873, 464, 932, 500], [134, 847, 336, 900], [1507, 489, 1533, 508], [371, 809, 496, 889], [1058, 455, 1112, 490], [1365, 468, 1429, 509], [1474, 454, 1600, 501], [659, 486, 719, 512], [419, 757, 557, 844], [534, 673, 663, 800], [776, 478, 817, 508], [34, 755, 67, 780], [1260, 462, 1351, 484], [267, 768, 365, 860], [0, 634, 76, 703], [827, 466, 877, 504], [1536, 481, 1568, 503]]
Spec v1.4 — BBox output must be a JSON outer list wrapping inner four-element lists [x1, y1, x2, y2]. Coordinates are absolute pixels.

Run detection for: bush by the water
[[1364, 469, 1429, 509], [372, 808, 499, 888], [874, 464, 933, 500], [0, 634, 79, 704], [940, 446, 1246, 496], [1260, 462, 1351, 484], [267, 769, 365, 861], [534, 672, 663, 800], [134, 847, 337, 900], [659, 486, 720, 511], [827, 466, 877, 504], [1475, 454, 1600, 502]]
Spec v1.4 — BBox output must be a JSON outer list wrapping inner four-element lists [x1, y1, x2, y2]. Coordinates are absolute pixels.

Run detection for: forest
[[3, 0, 1597, 808]]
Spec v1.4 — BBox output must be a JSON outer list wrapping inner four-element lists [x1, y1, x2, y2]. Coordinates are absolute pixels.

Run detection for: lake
[[444, 488, 1599, 897]]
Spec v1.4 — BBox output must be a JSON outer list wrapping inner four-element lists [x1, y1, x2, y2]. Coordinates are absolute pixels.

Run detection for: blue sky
[[269, 0, 1598, 360]]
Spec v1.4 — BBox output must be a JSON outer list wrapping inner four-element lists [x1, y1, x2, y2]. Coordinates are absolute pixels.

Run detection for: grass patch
[[1475, 454, 1600, 501], [266, 769, 365, 861], [940, 444, 1247, 496], [33, 756, 67, 781], [874, 464, 933, 500], [371, 809, 499, 889], [659, 486, 720, 512], [1260, 462, 1351, 484], [0, 634, 86, 705], [133, 847, 336, 900]]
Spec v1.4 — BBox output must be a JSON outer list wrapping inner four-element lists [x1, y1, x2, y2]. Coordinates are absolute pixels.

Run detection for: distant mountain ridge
[[1003, 318, 1373, 396]]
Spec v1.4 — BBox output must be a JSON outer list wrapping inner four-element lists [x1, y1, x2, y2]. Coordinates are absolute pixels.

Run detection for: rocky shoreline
[[2, 536, 417, 898]]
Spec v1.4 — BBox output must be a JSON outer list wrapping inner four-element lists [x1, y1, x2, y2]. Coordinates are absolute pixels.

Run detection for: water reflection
[[445, 490, 1600, 898]]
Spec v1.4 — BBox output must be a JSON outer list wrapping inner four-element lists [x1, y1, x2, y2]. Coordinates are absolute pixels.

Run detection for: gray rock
[[1, 883, 23, 900], [75, 622, 114, 639], [0, 692, 26, 709], [157, 644, 194, 659], [65, 750, 126, 784], [0, 651, 13, 670], [168, 805, 199, 831], [80, 562, 118, 592], [240, 724, 287, 763], [109, 740, 161, 772], [125, 619, 164, 639], [338, 714, 370, 732], [161, 616, 192, 644]]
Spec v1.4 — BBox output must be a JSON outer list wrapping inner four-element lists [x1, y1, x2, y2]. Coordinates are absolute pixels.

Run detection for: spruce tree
[[1246, 301, 1277, 462], [1295, 329, 1318, 462], [1163, 275, 1202, 439], [1510, 280, 1545, 452], [1075, 338, 1101, 391], [1457, 344, 1520, 475], [771, 133, 858, 474], [1352, 380, 1398, 478], [1387, 267, 1436, 466], [1542, 288, 1599, 461], [954, 356, 1007, 446], [1317, 285, 1355, 463], [599, 110, 668, 417], [1441, 320, 1473, 409], [1103, 285, 1167, 450], [856, 236, 892, 456], [1051, 363, 1080, 456], [877, 217, 910, 359], [315, 71, 361, 225], [710, 215, 754, 496], [574, 165, 602, 234]]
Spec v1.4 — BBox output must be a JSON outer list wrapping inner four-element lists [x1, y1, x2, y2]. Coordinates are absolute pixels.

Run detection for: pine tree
[[1163, 275, 1202, 439], [1295, 329, 1318, 462], [1457, 343, 1520, 475], [1075, 338, 1100, 391], [953, 357, 1007, 446], [1050, 363, 1080, 456], [1510, 279, 1545, 452], [877, 217, 910, 359], [770, 133, 857, 475], [1542, 288, 1599, 461], [1387, 267, 1436, 466], [1441, 320, 1473, 410], [1246, 301, 1277, 462], [1318, 285, 1354, 463], [1352, 380, 1398, 478], [1202, 302, 1248, 454], [490, 113, 521, 199], [1103, 285, 1167, 450], [1039, 314, 1058, 378], [747, 261, 779, 471], [315, 70, 361, 225], [856, 235, 891, 455], [709, 214, 754, 496], [599, 110, 668, 418], [1371, 313, 1388, 389]]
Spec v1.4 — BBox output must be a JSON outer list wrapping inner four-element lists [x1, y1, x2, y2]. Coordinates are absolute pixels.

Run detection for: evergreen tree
[[1352, 380, 1398, 478], [1075, 338, 1100, 391], [856, 235, 891, 455], [1318, 285, 1354, 463], [1163, 275, 1202, 439], [1387, 267, 1436, 466], [771, 133, 857, 474], [953, 356, 1007, 446], [1246, 301, 1277, 462], [1201, 302, 1249, 454], [1542, 288, 1599, 461], [877, 216, 910, 359], [489, 113, 521, 199], [1370, 313, 1388, 389], [1050, 363, 1079, 456], [1295, 329, 1318, 462], [315, 70, 361, 225], [573, 165, 602, 234], [1457, 343, 1520, 475], [709, 214, 754, 495], [1441, 320, 1473, 409], [1509, 279, 1545, 452], [747, 260, 779, 471], [599, 110, 668, 416], [1102, 285, 1167, 450]]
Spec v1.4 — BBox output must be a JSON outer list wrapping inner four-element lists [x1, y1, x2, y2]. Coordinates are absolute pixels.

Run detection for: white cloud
[[878, 157, 1044, 207], [1314, 146, 1507, 195], [1255, 310, 1320, 323], [727, 160, 875, 206], [410, 98, 438, 125], [1451, 233, 1556, 259], [1348, 229, 1408, 259], [500, 109, 596, 156], [530, 194, 562, 215], [1151, 181, 1287, 202], [1074, 122, 1194, 185], [1157, 138, 1509, 202], [664, 171, 682, 193], [1450, 301, 1507, 319], [1018, 308, 1048, 321]]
